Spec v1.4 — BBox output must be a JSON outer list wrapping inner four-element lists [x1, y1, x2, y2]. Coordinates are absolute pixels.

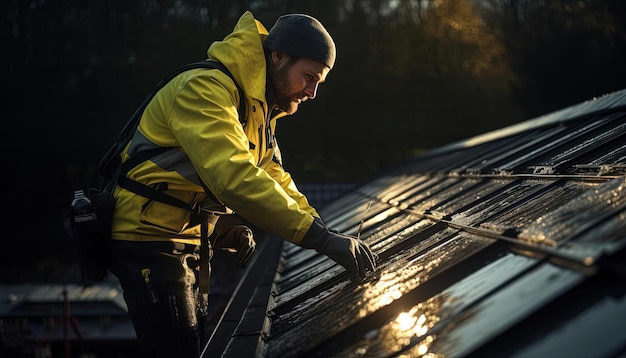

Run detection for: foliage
[[480, 0, 626, 117]]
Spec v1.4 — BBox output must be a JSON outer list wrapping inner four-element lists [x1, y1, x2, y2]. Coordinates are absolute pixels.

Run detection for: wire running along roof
[[208, 89, 626, 358]]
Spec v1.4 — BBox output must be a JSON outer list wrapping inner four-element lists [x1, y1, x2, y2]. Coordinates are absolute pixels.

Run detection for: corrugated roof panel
[[268, 169, 624, 357], [517, 177, 626, 255], [410, 259, 588, 358], [267, 177, 622, 356], [387, 176, 463, 209], [474, 180, 594, 231], [329, 205, 403, 236], [328, 252, 541, 357], [462, 127, 568, 175], [571, 208, 626, 256], [374, 174, 432, 203], [204, 89, 626, 358], [369, 217, 439, 258], [429, 178, 513, 217], [449, 179, 551, 225], [438, 89, 626, 152], [266, 232, 497, 358], [405, 178, 486, 214], [274, 210, 430, 309], [490, 118, 615, 174], [529, 114, 626, 174]]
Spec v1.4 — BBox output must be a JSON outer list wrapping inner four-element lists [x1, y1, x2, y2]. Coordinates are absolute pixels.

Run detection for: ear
[[270, 51, 289, 66]]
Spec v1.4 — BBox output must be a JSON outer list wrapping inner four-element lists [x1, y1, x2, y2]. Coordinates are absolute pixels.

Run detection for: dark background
[[2, 0, 625, 278]]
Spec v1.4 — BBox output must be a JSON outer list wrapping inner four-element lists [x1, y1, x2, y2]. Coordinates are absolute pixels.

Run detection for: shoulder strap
[[120, 60, 245, 156], [98, 60, 246, 210], [98, 60, 246, 179]]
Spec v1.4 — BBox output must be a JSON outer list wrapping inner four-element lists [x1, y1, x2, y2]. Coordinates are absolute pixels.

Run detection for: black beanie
[[264, 14, 336, 69]]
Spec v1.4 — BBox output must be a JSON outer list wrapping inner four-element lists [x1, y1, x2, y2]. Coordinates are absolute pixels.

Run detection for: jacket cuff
[[300, 218, 328, 249]]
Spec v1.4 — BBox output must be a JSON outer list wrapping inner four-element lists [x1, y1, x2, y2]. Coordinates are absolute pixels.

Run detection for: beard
[[272, 62, 301, 115]]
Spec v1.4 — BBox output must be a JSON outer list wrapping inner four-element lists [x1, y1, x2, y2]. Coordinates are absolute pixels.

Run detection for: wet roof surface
[[206, 89, 626, 358]]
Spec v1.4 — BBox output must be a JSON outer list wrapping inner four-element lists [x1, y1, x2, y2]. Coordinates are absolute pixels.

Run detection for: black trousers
[[109, 240, 209, 358]]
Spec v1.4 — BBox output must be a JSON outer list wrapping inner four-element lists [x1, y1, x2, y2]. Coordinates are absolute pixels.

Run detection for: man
[[108, 11, 377, 357]]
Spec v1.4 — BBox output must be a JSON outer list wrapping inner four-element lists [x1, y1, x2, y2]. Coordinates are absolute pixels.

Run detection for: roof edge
[[420, 88, 626, 159]]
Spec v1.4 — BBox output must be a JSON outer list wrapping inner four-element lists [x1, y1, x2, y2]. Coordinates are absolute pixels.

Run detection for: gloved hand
[[213, 214, 256, 268], [301, 218, 377, 280]]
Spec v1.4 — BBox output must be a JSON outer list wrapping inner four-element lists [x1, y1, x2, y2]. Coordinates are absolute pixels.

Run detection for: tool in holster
[[141, 268, 159, 304]]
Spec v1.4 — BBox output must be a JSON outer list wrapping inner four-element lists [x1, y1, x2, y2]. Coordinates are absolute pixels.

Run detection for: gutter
[[202, 235, 284, 357]]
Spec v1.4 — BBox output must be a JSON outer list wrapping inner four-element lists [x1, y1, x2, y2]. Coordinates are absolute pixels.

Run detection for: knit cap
[[264, 14, 336, 69]]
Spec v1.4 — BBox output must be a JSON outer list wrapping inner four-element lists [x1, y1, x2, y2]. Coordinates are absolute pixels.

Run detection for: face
[[270, 52, 330, 115]]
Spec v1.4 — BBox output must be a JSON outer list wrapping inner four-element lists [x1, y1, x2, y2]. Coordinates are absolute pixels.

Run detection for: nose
[[304, 81, 319, 100]]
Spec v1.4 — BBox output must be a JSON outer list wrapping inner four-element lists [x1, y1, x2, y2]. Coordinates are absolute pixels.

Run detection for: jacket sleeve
[[263, 143, 320, 219], [168, 71, 313, 244]]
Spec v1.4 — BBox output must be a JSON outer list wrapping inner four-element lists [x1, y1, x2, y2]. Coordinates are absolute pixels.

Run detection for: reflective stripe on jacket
[[111, 11, 319, 245]]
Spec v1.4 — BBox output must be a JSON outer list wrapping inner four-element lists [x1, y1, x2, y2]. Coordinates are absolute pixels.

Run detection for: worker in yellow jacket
[[108, 11, 377, 357]]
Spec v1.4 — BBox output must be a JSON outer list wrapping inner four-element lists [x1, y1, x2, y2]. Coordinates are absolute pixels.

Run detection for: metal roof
[[204, 89, 626, 358], [0, 282, 135, 341]]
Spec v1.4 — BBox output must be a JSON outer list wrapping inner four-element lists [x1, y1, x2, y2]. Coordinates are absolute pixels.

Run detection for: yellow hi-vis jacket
[[111, 11, 319, 245]]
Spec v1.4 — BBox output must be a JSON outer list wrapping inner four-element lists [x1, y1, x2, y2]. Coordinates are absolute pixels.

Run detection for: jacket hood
[[207, 11, 269, 101]]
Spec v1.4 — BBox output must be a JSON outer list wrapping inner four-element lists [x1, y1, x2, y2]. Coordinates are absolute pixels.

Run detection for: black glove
[[213, 215, 256, 268], [301, 218, 377, 280]]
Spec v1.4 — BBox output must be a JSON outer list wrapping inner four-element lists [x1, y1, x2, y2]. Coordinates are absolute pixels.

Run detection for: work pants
[[109, 240, 209, 358]]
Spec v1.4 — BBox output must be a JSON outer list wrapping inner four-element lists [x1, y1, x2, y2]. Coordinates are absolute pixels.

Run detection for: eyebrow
[[313, 72, 326, 83]]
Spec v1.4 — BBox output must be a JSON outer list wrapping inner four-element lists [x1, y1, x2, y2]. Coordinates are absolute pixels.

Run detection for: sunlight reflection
[[373, 211, 391, 223], [344, 235, 471, 356], [350, 297, 444, 357], [358, 247, 450, 318], [357, 264, 423, 318]]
